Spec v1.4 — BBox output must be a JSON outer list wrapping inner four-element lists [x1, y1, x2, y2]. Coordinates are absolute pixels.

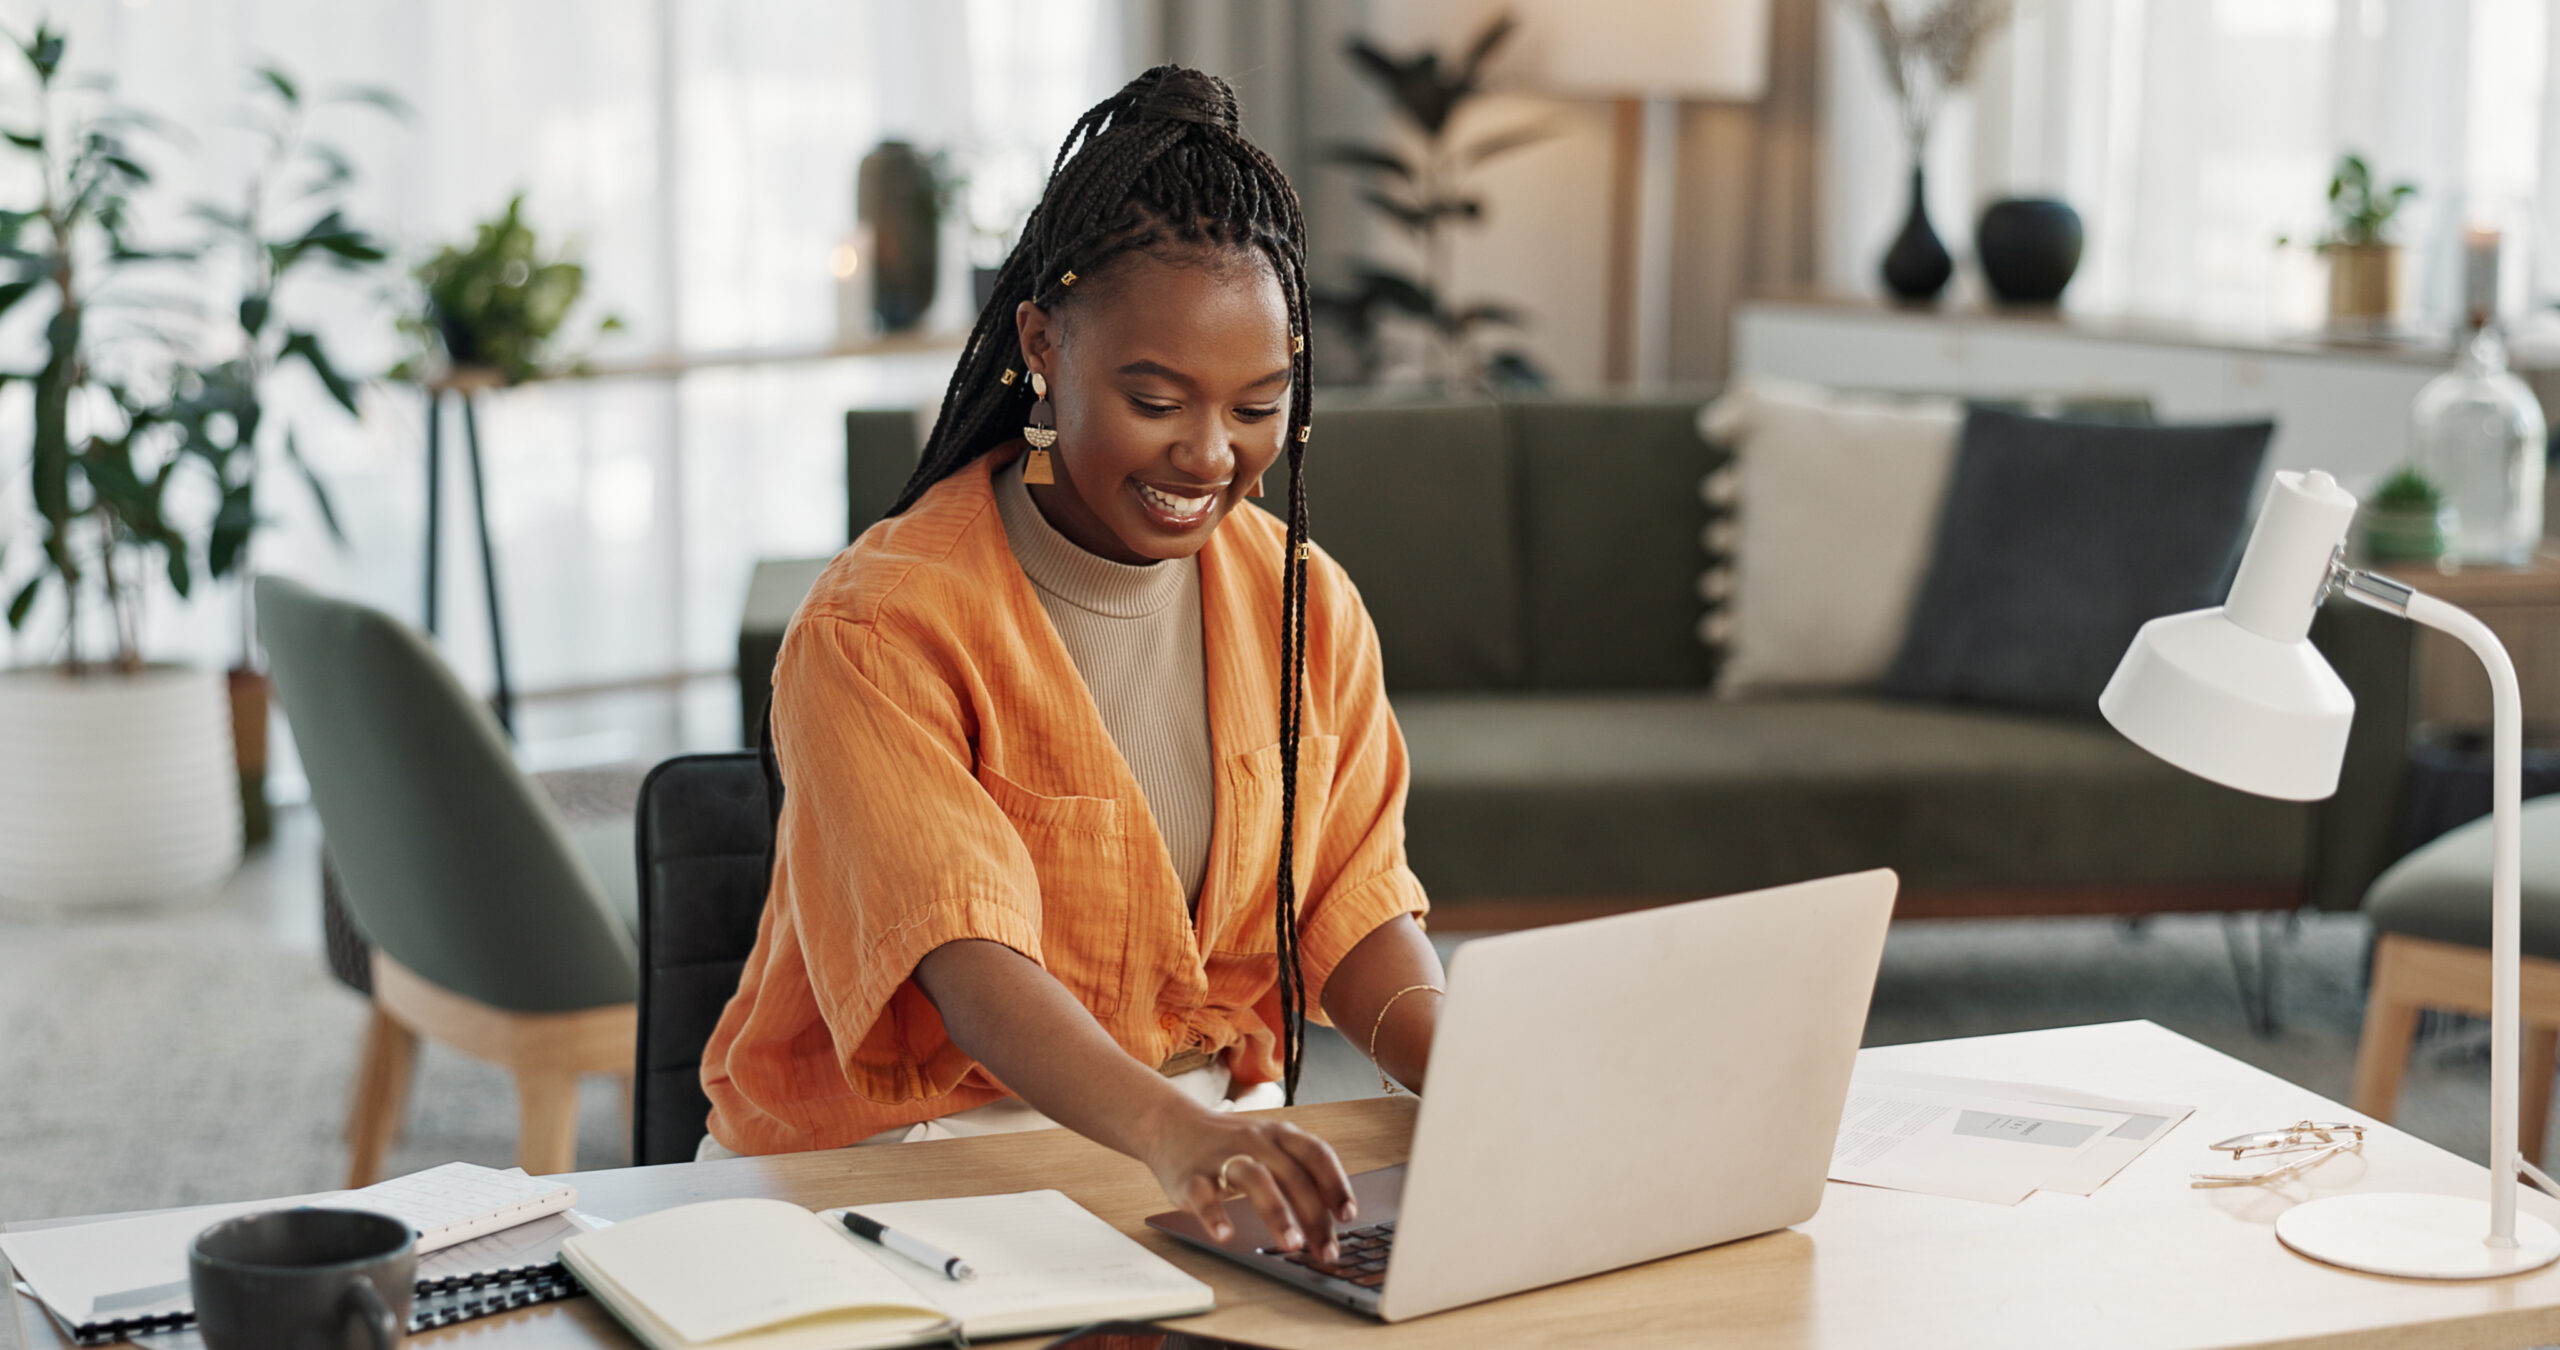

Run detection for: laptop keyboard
[[1268, 1220, 1397, 1289]]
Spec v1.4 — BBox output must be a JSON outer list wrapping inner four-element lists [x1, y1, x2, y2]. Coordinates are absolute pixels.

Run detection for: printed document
[[1831, 1070, 2194, 1204]]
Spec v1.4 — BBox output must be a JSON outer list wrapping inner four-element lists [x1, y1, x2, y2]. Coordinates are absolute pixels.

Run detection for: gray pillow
[[1881, 407, 2273, 716]]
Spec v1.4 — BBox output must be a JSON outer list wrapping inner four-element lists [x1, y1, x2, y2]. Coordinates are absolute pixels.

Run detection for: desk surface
[[17, 1020, 2560, 1350]]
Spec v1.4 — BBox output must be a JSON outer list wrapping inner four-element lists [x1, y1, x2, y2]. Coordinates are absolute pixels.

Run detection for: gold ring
[[1217, 1154, 1253, 1194]]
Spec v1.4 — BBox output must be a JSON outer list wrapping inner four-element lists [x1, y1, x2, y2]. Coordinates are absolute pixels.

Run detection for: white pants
[[697, 1063, 1285, 1160]]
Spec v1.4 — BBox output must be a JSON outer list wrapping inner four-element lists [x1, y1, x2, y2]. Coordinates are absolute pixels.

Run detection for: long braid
[[894, 67, 1323, 1102]]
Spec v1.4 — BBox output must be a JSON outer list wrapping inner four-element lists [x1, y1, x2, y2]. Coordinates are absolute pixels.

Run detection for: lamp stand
[[2277, 574, 2560, 1279]]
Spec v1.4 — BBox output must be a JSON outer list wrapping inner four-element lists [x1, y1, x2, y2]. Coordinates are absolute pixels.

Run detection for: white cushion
[[1700, 377, 1961, 693]]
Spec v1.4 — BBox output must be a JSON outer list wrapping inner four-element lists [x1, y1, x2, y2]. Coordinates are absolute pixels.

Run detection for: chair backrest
[[632, 752, 773, 1165], [255, 577, 637, 1012]]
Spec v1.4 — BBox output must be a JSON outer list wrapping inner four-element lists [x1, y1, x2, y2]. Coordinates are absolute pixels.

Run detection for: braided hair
[[893, 66, 1319, 1101]]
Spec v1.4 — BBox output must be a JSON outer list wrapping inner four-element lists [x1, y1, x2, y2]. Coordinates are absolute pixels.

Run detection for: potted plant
[[2360, 466, 2451, 563], [163, 64, 401, 845], [0, 25, 240, 909], [2322, 152, 2415, 334], [395, 194, 618, 388], [1316, 11, 1551, 389]]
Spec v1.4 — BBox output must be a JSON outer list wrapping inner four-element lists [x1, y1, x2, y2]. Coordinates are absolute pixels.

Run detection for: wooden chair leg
[[617, 1073, 636, 1164], [2351, 936, 2424, 1123], [346, 1004, 420, 1188], [2526, 1025, 2560, 1166], [515, 1069, 583, 1176]]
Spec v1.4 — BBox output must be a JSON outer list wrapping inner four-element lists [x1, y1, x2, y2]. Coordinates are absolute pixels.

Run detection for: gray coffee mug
[[189, 1207, 415, 1350]]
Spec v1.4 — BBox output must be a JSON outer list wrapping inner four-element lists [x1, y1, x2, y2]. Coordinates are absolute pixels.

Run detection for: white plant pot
[[0, 665, 242, 909]]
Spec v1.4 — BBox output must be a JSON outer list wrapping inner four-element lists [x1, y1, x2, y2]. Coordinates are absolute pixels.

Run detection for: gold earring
[[1023, 371, 1057, 485]]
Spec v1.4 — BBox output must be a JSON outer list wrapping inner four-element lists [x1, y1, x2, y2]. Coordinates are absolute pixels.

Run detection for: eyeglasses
[[2189, 1120, 2366, 1187]]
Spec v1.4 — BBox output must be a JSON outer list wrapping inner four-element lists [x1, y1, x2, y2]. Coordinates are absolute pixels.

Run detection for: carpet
[[0, 928, 626, 1227]]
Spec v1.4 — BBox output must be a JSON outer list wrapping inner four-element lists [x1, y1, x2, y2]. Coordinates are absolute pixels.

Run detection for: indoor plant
[[0, 24, 240, 909], [1315, 11, 1550, 389], [396, 194, 618, 386], [163, 64, 401, 844], [2321, 152, 2415, 333], [2359, 466, 2451, 563], [1846, 0, 2013, 302]]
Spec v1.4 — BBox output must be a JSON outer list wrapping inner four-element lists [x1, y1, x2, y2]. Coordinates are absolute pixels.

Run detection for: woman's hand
[[1139, 1099, 1356, 1262], [915, 940, 1355, 1260]]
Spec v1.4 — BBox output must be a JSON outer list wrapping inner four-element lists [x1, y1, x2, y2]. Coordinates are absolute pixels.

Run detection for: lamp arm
[[2340, 563, 2525, 1245]]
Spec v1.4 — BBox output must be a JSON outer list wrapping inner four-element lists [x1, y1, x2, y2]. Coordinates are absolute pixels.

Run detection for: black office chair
[[632, 752, 774, 1165]]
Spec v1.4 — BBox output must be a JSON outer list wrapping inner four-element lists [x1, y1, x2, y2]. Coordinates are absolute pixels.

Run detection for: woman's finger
[[1227, 1154, 1314, 1256], [1251, 1137, 1341, 1259], [1181, 1170, 1234, 1243], [1267, 1123, 1358, 1223]]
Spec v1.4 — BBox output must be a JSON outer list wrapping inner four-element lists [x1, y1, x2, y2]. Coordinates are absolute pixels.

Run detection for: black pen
[[841, 1210, 977, 1281]]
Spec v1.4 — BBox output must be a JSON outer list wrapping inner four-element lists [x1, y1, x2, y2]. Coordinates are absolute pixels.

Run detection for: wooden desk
[[18, 1021, 2560, 1350]]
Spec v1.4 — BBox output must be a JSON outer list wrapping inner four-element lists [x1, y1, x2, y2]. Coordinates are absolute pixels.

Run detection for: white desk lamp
[[2102, 467, 2560, 1278]]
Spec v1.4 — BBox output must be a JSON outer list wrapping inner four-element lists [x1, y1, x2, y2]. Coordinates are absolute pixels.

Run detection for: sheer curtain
[[0, 0, 1124, 762], [1823, 0, 2552, 336]]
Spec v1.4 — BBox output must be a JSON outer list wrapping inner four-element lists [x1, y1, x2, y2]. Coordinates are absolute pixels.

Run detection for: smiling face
[[1014, 247, 1294, 565]]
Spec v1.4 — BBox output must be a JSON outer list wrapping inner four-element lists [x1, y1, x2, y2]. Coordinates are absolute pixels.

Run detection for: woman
[[700, 66, 1445, 1263]]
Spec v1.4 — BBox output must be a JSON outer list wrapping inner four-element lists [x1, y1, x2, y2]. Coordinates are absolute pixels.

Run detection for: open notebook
[[558, 1191, 1213, 1350]]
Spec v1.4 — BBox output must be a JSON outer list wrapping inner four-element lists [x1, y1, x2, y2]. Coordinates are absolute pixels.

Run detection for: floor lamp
[[2102, 468, 2560, 1279]]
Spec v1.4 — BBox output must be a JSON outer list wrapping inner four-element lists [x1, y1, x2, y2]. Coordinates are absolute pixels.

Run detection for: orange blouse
[[701, 451, 1431, 1154]]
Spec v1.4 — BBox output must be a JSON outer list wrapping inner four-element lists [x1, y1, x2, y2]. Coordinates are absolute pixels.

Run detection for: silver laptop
[[1147, 869, 1897, 1322]]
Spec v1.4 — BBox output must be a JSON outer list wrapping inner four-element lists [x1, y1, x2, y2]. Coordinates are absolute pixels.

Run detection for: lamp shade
[[2097, 470, 2361, 802], [1375, 0, 1772, 99]]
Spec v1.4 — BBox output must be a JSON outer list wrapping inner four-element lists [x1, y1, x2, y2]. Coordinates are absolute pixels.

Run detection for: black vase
[[1880, 165, 1953, 302], [1976, 198, 2085, 304], [860, 141, 940, 332]]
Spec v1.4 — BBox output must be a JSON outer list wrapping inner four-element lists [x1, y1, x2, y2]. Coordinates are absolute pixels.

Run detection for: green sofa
[[1295, 394, 2412, 927], [742, 394, 2413, 927]]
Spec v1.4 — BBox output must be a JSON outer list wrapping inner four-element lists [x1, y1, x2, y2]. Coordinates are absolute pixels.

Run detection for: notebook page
[[824, 1191, 1212, 1338], [340, 1162, 575, 1251], [561, 1198, 949, 1347]]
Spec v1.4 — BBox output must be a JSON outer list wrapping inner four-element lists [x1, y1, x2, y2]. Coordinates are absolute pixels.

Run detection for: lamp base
[[2275, 1193, 2560, 1279]]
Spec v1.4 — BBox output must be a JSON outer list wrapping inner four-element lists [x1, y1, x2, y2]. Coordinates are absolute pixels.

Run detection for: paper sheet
[[1830, 1071, 2192, 1204], [1856, 1068, 2195, 1197]]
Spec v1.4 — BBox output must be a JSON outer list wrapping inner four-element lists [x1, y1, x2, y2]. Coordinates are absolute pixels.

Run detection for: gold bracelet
[[1367, 983, 1444, 1096]]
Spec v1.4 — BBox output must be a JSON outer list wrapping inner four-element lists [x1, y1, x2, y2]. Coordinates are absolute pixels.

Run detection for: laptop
[[1147, 869, 1897, 1322]]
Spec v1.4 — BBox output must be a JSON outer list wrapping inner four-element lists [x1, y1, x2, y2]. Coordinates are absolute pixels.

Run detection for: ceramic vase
[[859, 141, 940, 332], [1881, 165, 1953, 302], [1976, 198, 2084, 304], [0, 665, 242, 909]]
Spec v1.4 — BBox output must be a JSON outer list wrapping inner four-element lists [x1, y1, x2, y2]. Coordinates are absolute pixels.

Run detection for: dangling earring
[[1023, 372, 1057, 485]]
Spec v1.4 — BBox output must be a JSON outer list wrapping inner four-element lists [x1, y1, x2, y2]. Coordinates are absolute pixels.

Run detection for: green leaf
[[6, 573, 40, 630], [208, 487, 256, 578], [238, 294, 269, 337], [0, 278, 39, 321], [1320, 143, 1415, 181], [258, 66, 300, 106], [282, 430, 344, 543], [2, 129, 38, 151], [164, 547, 191, 599], [101, 154, 149, 185], [281, 330, 361, 416], [1359, 188, 1434, 234], [325, 84, 411, 118], [1462, 122, 1557, 167]]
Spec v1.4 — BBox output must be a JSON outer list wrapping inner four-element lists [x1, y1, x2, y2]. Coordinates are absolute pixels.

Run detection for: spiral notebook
[[3, 1163, 590, 1345]]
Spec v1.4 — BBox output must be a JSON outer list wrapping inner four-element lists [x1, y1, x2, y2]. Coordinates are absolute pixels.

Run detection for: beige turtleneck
[[993, 456, 1215, 911]]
